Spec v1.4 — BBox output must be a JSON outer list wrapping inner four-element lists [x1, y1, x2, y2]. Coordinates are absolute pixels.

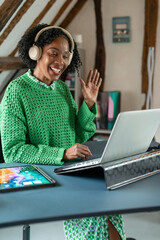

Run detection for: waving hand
[[80, 69, 102, 109]]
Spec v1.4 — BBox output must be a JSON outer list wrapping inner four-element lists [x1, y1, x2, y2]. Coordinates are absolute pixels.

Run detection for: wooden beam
[[0, 0, 23, 32], [59, 0, 88, 28], [10, 0, 87, 56], [1, 0, 87, 75], [0, 0, 56, 75], [0, 57, 26, 71], [94, 0, 105, 91], [10, 0, 56, 57], [0, 0, 35, 46], [141, 0, 158, 109], [29, 0, 56, 29], [50, 0, 73, 25]]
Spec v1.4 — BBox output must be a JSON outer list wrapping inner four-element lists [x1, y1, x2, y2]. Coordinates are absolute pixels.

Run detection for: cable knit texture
[[0, 70, 97, 165]]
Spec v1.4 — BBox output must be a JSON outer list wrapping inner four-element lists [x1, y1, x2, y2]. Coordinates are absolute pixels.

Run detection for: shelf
[[95, 129, 111, 134], [92, 129, 111, 141], [69, 88, 76, 91]]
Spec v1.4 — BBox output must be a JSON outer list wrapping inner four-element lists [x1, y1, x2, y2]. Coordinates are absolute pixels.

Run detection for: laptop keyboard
[[84, 141, 106, 158], [54, 158, 101, 173], [67, 158, 100, 169]]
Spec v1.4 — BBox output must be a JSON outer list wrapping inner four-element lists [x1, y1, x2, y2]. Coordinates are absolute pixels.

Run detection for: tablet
[[0, 165, 56, 192]]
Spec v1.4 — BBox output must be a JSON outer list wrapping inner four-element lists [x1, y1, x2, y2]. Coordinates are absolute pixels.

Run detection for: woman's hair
[[18, 24, 82, 75]]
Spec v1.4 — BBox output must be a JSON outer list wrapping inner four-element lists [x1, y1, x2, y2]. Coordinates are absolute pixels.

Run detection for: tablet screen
[[0, 165, 56, 192]]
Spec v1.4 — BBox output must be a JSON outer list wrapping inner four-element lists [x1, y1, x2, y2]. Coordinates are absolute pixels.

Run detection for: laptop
[[54, 108, 160, 174]]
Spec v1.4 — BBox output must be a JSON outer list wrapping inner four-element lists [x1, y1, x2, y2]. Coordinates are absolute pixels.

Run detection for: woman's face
[[33, 37, 71, 85]]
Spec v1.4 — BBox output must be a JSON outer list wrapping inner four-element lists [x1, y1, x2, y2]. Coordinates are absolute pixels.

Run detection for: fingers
[[79, 78, 86, 89], [87, 70, 93, 84], [74, 143, 92, 160], [63, 143, 92, 161], [75, 144, 92, 160], [87, 69, 102, 87], [97, 77, 102, 88]]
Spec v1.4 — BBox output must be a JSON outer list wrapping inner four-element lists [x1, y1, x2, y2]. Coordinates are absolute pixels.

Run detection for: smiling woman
[[33, 37, 71, 85], [0, 24, 125, 240]]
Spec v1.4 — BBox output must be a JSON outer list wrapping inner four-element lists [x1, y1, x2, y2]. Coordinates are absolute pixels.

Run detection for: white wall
[[68, 0, 146, 112], [68, 0, 160, 141]]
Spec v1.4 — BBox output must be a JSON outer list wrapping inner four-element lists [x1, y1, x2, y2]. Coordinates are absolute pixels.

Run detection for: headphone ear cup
[[29, 45, 42, 61]]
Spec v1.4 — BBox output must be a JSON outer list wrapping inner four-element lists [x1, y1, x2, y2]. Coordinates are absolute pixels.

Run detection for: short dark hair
[[18, 24, 82, 75]]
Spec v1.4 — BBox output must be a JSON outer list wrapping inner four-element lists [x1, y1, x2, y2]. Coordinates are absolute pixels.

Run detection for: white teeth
[[51, 67, 60, 73]]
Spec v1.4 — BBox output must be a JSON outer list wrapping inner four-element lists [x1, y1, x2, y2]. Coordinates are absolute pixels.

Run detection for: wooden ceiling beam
[[94, 0, 105, 91], [0, 0, 88, 75], [59, 0, 88, 28], [141, 0, 158, 109], [50, 0, 73, 25], [0, 0, 56, 75], [0, 57, 26, 71], [0, 0, 23, 32], [28, 0, 56, 30], [10, 0, 56, 57], [0, 0, 35, 46], [9, 0, 88, 57]]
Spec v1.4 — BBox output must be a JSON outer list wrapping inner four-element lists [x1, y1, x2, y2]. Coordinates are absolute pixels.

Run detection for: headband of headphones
[[29, 26, 74, 64]]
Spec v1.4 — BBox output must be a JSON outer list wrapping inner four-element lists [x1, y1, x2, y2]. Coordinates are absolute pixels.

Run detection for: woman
[[0, 24, 126, 240]]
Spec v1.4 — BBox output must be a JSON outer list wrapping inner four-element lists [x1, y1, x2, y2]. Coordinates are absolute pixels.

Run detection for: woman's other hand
[[80, 69, 102, 109], [63, 143, 92, 161]]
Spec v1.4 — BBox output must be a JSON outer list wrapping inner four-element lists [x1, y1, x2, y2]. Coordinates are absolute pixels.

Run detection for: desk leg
[[23, 224, 30, 240]]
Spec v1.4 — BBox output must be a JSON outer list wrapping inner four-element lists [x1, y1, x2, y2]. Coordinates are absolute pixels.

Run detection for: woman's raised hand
[[80, 69, 102, 109]]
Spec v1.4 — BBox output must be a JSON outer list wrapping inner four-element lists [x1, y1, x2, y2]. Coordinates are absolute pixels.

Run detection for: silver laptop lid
[[101, 109, 160, 163]]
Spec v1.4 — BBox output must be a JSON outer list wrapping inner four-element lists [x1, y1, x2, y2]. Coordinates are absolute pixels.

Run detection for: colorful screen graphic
[[0, 165, 51, 190]]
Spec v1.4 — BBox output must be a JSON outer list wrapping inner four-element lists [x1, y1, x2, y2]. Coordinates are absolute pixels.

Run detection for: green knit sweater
[[0, 70, 97, 165]]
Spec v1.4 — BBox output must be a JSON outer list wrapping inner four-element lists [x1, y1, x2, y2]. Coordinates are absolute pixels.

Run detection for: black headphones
[[28, 26, 74, 64]]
